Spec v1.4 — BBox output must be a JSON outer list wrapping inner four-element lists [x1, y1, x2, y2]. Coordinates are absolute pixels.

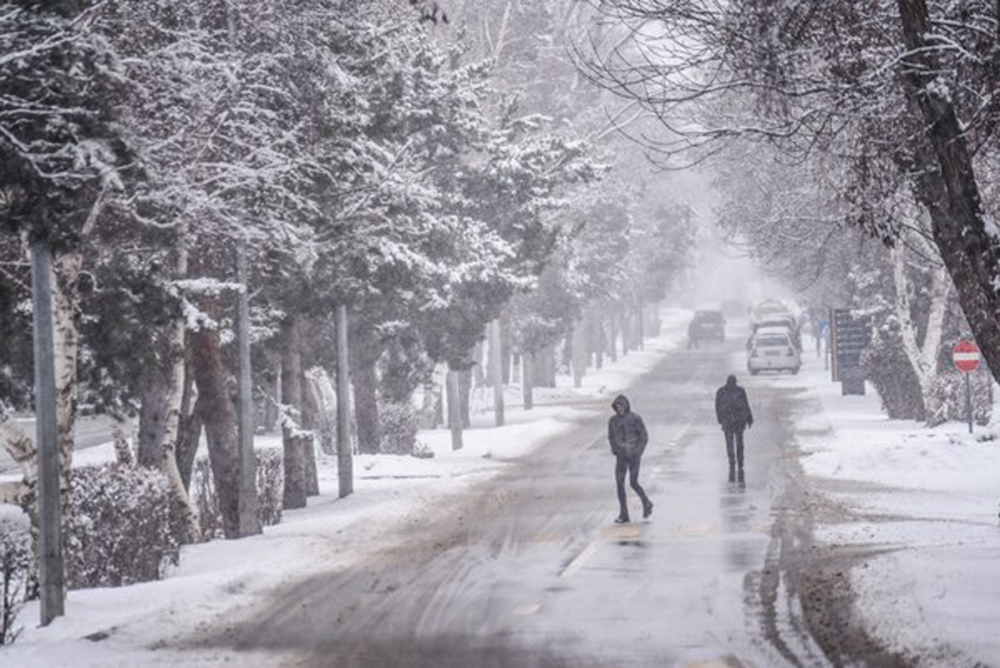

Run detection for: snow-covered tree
[[575, 0, 1000, 387]]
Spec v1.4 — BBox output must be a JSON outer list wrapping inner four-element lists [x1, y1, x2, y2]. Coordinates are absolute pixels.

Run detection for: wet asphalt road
[[211, 340, 817, 668]]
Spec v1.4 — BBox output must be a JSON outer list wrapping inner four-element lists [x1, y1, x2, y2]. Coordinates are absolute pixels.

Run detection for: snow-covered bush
[[255, 449, 283, 527], [193, 450, 283, 539], [412, 441, 435, 459], [378, 402, 418, 455], [0, 517, 29, 645], [863, 321, 925, 420], [65, 464, 187, 588], [925, 372, 992, 427]]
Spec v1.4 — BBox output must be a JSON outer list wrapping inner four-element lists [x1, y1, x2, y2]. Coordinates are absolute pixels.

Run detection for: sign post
[[952, 340, 981, 434], [831, 309, 870, 395]]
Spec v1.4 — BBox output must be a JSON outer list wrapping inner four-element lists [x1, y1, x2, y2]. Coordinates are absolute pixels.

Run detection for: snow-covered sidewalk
[[786, 351, 1000, 667], [0, 309, 692, 668]]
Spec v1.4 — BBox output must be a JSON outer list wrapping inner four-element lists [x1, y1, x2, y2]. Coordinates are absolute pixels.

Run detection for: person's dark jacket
[[608, 394, 648, 459], [715, 375, 753, 431]]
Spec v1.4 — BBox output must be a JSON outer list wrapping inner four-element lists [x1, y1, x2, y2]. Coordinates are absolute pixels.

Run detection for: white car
[[747, 326, 801, 375]]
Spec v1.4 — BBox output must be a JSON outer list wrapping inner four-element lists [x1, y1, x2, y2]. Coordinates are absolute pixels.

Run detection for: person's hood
[[726, 374, 738, 388], [611, 394, 630, 413]]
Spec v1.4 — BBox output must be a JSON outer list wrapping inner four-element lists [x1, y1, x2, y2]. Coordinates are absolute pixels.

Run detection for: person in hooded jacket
[[608, 394, 653, 523], [715, 374, 754, 481]]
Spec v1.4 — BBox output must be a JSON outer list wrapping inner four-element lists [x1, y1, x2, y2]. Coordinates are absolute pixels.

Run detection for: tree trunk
[[190, 327, 241, 538], [51, 252, 81, 528], [1, 420, 39, 598], [891, 243, 952, 418], [304, 368, 337, 456], [896, 0, 1000, 387], [135, 357, 199, 542], [572, 321, 587, 388], [522, 352, 534, 410], [606, 317, 618, 362], [636, 304, 645, 350], [176, 367, 202, 491], [280, 316, 308, 509], [447, 368, 463, 450], [350, 350, 381, 454], [488, 319, 505, 426], [137, 375, 168, 469], [458, 367, 472, 428], [500, 314, 512, 384], [264, 360, 280, 434]]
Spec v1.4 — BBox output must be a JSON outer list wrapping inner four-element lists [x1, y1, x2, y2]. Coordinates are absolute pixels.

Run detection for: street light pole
[[31, 238, 64, 625]]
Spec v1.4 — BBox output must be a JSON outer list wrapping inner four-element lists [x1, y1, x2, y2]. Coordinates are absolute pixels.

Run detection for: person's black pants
[[615, 454, 650, 519], [723, 428, 745, 469]]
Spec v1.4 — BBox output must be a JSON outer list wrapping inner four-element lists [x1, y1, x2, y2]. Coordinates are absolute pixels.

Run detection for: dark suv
[[688, 310, 726, 346]]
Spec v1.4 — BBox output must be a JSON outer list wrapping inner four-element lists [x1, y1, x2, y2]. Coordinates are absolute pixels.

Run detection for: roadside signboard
[[952, 340, 981, 373], [830, 309, 870, 394]]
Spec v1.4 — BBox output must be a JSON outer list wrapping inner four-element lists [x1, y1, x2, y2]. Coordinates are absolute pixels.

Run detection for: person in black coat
[[608, 394, 653, 523], [715, 375, 754, 480]]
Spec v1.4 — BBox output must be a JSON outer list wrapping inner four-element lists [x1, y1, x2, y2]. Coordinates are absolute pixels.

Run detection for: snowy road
[[200, 341, 829, 668]]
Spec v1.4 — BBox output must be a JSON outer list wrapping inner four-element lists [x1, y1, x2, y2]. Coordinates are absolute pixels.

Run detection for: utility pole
[[235, 239, 261, 536], [335, 305, 353, 497], [31, 238, 64, 625]]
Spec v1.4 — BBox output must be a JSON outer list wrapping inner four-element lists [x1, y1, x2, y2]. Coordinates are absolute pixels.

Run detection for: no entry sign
[[952, 340, 981, 373]]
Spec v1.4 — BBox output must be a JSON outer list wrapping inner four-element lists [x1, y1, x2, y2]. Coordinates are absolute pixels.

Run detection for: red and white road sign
[[952, 340, 981, 373]]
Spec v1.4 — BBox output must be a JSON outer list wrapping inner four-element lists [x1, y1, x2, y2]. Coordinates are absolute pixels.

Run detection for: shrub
[[192, 450, 283, 539], [379, 402, 418, 455], [255, 449, 284, 527], [926, 371, 993, 427], [862, 319, 925, 420], [65, 464, 187, 589], [0, 517, 29, 646], [412, 441, 435, 459]]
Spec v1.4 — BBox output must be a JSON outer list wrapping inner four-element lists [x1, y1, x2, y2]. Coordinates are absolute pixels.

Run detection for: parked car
[[747, 326, 801, 375], [748, 315, 802, 350], [688, 309, 726, 346]]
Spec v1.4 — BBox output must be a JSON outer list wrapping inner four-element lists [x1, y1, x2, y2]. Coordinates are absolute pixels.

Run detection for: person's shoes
[[614, 515, 630, 524], [642, 501, 653, 518]]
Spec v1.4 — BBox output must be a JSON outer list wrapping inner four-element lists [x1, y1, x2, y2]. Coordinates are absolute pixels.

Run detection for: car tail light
[[751, 349, 759, 358], [787, 347, 794, 356]]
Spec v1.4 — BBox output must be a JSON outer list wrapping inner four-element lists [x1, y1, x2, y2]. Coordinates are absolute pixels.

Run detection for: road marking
[[677, 523, 719, 536], [513, 603, 541, 616], [601, 525, 641, 540], [529, 532, 564, 543], [560, 540, 603, 579]]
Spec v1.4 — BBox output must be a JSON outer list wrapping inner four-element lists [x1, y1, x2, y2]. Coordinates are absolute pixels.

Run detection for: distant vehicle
[[688, 310, 726, 346], [748, 315, 802, 350], [751, 299, 799, 327], [747, 326, 801, 375]]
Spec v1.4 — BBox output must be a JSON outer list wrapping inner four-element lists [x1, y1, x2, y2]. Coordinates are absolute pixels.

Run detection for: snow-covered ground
[[786, 353, 1000, 666], [2, 312, 999, 667]]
